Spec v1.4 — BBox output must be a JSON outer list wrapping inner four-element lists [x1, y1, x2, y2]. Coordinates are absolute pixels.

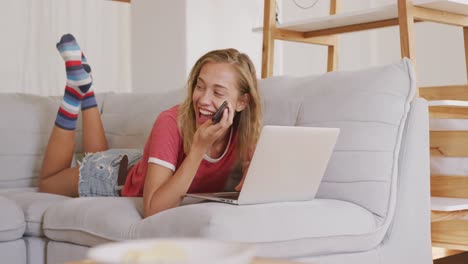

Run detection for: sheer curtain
[[0, 0, 131, 95]]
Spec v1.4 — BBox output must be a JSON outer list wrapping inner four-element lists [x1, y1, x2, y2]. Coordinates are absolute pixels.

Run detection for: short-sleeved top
[[121, 105, 241, 197]]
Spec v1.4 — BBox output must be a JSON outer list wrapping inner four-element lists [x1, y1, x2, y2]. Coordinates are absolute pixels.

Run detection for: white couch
[[0, 58, 432, 264]]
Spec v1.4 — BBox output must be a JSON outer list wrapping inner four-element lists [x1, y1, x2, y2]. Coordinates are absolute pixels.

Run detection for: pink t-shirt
[[121, 105, 241, 197]]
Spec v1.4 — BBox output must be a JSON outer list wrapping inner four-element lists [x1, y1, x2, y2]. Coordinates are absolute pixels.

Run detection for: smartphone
[[212, 101, 228, 123]]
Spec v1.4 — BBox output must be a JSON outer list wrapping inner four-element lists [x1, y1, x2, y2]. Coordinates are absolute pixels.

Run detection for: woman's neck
[[206, 128, 231, 159]]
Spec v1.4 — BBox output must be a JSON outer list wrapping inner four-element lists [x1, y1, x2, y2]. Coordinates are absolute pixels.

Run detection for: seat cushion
[[0, 191, 70, 237], [43, 197, 144, 246], [47, 241, 89, 264], [0, 196, 25, 241], [0, 239, 26, 264], [43, 197, 379, 256]]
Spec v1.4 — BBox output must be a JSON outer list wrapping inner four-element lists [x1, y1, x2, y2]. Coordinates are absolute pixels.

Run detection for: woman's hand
[[192, 103, 234, 152]]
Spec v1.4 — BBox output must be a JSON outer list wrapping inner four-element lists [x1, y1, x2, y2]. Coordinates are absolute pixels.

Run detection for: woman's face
[[192, 62, 247, 128]]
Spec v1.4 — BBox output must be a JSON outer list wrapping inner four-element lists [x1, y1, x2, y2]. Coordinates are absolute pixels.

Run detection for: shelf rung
[[432, 242, 468, 251], [432, 197, 468, 211], [429, 100, 468, 108], [431, 196, 468, 222], [420, 85, 468, 101]]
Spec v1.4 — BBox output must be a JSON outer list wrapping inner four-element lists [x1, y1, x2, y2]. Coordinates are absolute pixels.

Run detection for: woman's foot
[[55, 34, 95, 130], [80, 51, 97, 110]]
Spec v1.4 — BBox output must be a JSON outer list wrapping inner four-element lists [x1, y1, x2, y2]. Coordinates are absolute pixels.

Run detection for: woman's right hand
[[192, 107, 233, 152]]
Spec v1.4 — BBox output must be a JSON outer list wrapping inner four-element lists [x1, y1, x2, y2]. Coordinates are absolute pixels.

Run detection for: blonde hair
[[178, 48, 262, 162]]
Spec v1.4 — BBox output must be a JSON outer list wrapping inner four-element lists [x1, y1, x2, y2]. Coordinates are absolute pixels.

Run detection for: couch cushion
[[0, 239, 26, 264], [0, 196, 25, 241], [0, 94, 58, 188], [0, 93, 104, 189], [259, 59, 416, 220], [43, 197, 144, 246], [42, 196, 379, 256], [0, 191, 70, 237], [259, 75, 305, 126], [47, 241, 89, 264], [100, 90, 184, 149]]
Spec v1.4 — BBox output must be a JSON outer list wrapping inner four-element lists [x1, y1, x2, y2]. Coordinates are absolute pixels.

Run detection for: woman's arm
[[142, 145, 205, 218], [143, 107, 232, 218]]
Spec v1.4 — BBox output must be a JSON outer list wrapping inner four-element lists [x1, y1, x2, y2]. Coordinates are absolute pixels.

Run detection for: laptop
[[185, 125, 339, 205]]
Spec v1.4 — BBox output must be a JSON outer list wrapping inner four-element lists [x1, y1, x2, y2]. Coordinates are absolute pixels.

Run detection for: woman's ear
[[235, 93, 250, 112]]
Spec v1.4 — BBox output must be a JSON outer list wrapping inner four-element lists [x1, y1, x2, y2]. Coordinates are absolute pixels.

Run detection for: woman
[[39, 34, 262, 218]]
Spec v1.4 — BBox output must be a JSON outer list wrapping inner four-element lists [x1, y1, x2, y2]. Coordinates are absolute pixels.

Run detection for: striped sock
[[80, 52, 98, 110], [55, 34, 93, 130]]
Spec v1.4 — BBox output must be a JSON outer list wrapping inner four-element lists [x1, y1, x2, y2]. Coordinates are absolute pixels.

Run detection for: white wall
[[132, 0, 281, 93], [185, 0, 267, 78], [131, 0, 187, 93]]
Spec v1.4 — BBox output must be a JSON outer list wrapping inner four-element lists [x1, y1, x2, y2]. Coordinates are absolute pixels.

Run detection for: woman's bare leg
[[39, 128, 80, 197], [82, 107, 108, 153], [39, 108, 108, 196], [39, 34, 97, 197], [80, 48, 108, 153]]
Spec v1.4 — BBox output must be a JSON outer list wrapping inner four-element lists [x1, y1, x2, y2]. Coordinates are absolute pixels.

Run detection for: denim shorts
[[78, 149, 142, 197]]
